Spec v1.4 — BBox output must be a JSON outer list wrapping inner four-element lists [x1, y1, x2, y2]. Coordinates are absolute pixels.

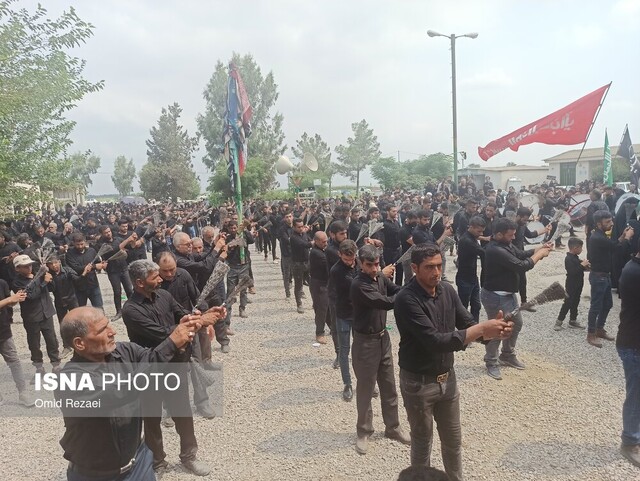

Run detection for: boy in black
[[555, 237, 589, 331], [46, 256, 79, 358]]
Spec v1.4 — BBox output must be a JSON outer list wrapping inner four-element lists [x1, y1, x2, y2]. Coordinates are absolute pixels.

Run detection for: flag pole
[[575, 82, 612, 165], [231, 142, 245, 263]]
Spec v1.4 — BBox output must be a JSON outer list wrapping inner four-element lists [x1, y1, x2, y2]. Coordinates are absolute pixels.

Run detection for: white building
[[458, 164, 549, 190]]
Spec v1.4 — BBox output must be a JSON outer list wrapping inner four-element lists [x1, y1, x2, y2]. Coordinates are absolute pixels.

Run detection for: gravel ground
[[0, 234, 637, 481]]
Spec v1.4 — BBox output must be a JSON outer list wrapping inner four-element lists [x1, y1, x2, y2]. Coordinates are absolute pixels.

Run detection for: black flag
[[617, 124, 639, 185]]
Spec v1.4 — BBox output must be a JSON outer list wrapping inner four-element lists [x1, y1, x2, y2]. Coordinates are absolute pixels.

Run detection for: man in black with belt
[[290, 218, 312, 314], [383, 204, 403, 285], [350, 244, 410, 455], [394, 243, 512, 479], [309, 231, 336, 350], [586, 210, 634, 347], [122, 259, 221, 476], [96, 225, 132, 321], [56, 306, 209, 481], [456, 216, 486, 323], [65, 233, 106, 309]]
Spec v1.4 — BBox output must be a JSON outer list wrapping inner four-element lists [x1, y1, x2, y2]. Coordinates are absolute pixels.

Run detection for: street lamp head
[[465, 32, 479, 39], [427, 29, 442, 37]]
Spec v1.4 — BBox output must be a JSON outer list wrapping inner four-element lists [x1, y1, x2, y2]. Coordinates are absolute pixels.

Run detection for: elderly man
[[56, 306, 207, 481], [308, 231, 334, 346], [122, 259, 225, 476]]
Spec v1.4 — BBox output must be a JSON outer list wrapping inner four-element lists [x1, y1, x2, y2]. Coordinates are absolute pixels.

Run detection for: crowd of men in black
[[1, 174, 639, 479]]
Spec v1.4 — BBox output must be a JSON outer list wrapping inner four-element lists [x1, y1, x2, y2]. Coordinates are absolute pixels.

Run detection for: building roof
[[543, 144, 640, 163]]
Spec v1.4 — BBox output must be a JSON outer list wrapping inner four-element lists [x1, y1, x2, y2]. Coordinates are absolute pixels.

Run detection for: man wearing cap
[[11, 254, 61, 376]]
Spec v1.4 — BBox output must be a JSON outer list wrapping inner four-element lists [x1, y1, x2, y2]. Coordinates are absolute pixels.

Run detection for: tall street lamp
[[427, 30, 478, 188]]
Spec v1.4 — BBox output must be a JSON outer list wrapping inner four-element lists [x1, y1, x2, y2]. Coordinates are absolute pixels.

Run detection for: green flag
[[603, 129, 613, 186]]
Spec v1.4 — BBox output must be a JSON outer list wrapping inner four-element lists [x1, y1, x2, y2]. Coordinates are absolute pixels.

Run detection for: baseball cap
[[13, 254, 35, 267]]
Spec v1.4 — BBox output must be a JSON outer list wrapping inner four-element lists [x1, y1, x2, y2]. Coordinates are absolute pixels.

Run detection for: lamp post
[[427, 30, 478, 188]]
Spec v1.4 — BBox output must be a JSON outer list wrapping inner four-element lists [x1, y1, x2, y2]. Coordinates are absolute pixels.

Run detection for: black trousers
[[143, 370, 197, 466], [292, 261, 306, 307], [352, 330, 401, 437], [558, 281, 583, 321], [23, 317, 60, 366], [281, 257, 292, 296], [107, 270, 133, 313], [518, 273, 527, 303], [309, 279, 332, 336]]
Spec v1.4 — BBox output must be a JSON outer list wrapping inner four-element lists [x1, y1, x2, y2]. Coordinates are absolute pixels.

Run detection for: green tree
[[37, 151, 100, 194], [334, 120, 381, 195], [370, 156, 408, 191], [139, 103, 200, 201], [408, 153, 453, 181], [290, 132, 333, 195], [112, 155, 136, 197], [197, 53, 286, 195], [68, 151, 100, 193], [371, 153, 453, 191], [209, 154, 273, 201], [0, 1, 103, 208]]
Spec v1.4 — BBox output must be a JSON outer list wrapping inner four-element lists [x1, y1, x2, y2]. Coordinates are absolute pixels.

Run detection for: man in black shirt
[[96, 225, 132, 320], [56, 306, 201, 480], [586, 210, 634, 347], [350, 244, 409, 455], [278, 211, 294, 299], [383, 205, 403, 285], [617, 241, 640, 467], [456, 216, 486, 323], [395, 243, 511, 478], [122, 259, 224, 476], [224, 220, 254, 320], [308, 231, 335, 349], [65, 233, 106, 309], [481, 218, 551, 380], [399, 211, 417, 285], [290, 218, 312, 314]]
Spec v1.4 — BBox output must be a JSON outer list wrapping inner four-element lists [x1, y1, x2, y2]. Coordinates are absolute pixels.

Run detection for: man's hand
[[215, 236, 226, 250], [179, 312, 202, 325], [581, 259, 591, 268], [96, 262, 107, 271], [544, 224, 553, 234], [9, 290, 27, 304], [44, 272, 53, 283], [381, 265, 395, 278], [624, 226, 635, 240], [200, 306, 227, 326], [170, 322, 198, 348], [483, 310, 513, 340], [82, 264, 93, 276]]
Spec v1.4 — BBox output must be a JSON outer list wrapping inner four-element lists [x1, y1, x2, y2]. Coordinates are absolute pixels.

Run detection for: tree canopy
[[197, 53, 285, 198], [371, 153, 453, 191], [290, 132, 333, 196], [112, 155, 136, 197], [334, 120, 381, 195], [139, 103, 200, 202], [0, 0, 103, 209]]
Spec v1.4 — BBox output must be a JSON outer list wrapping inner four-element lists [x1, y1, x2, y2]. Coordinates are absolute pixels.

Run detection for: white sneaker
[[18, 391, 36, 407]]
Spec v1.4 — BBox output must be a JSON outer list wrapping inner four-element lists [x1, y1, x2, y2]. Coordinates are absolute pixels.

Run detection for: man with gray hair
[[122, 259, 226, 476], [56, 306, 203, 481]]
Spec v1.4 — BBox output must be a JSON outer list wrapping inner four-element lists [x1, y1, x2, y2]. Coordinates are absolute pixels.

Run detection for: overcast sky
[[22, 0, 640, 195]]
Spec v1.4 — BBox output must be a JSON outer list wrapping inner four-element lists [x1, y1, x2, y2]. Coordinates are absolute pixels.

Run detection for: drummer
[[514, 207, 551, 305]]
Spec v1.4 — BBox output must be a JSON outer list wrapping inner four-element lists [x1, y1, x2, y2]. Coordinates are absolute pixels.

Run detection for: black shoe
[[342, 384, 353, 402], [332, 357, 340, 369], [153, 459, 169, 472], [202, 360, 223, 371]]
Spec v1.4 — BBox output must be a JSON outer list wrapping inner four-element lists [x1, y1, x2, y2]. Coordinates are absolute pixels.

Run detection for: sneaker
[[342, 384, 353, 402], [620, 443, 640, 468], [182, 459, 211, 477], [226, 327, 235, 336], [60, 347, 73, 359], [554, 320, 564, 331], [202, 360, 223, 371], [297, 306, 305, 314], [238, 309, 248, 318], [221, 344, 231, 354], [196, 403, 216, 419], [153, 459, 169, 473], [372, 386, 379, 398], [273, 259, 279, 264], [111, 311, 122, 321], [248, 286, 256, 295], [587, 333, 603, 348], [18, 391, 36, 407], [486, 365, 502, 380], [332, 357, 340, 370], [355, 435, 368, 454], [568, 320, 585, 329], [384, 428, 411, 445], [315, 335, 327, 345], [499, 356, 525, 370], [596, 328, 615, 341]]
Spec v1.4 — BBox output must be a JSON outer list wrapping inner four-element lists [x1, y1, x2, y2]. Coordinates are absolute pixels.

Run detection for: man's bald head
[[60, 307, 105, 350], [313, 230, 328, 250], [157, 251, 177, 281]]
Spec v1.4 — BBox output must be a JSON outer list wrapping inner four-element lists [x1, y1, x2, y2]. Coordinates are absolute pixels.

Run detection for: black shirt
[[399, 223, 415, 253], [350, 271, 400, 334], [618, 256, 640, 350], [160, 267, 200, 311], [56, 339, 182, 472], [290, 231, 311, 262], [587, 229, 625, 274], [226, 231, 254, 266], [278, 224, 292, 258], [328, 260, 358, 319], [564, 252, 586, 286], [121, 290, 188, 349], [66, 246, 100, 290], [175, 249, 218, 287], [12, 273, 56, 323], [412, 224, 436, 245], [309, 245, 329, 283], [383, 218, 401, 249], [0, 279, 14, 341], [395, 278, 474, 375], [483, 239, 535, 293], [50, 267, 79, 306], [325, 240, 340, 271], [456, 231, 484, 282]]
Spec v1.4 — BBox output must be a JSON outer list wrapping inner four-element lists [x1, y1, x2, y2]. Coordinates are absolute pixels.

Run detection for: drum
[[615, 193, 640, 214], [567, 194, 590, 226], [519, 193, 540, 217], [525, 221, 546, 244]]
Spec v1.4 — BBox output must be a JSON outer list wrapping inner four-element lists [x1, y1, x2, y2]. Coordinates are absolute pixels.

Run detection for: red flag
[[478, 83, 611, 161]]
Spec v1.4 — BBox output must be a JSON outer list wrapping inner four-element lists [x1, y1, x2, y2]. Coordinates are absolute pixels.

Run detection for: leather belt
[[68, 458, 135, 477], [402, 369, 451, 384], [354, 329, 386, 338]]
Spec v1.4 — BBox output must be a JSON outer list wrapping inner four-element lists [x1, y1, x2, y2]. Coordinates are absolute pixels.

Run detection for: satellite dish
[[303, 152, 319, 172], [276, 155, 294, 175]]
